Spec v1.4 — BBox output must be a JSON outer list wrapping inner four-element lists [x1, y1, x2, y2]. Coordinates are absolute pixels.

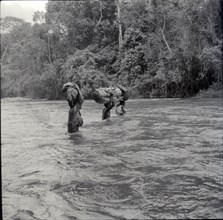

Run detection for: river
[[1, 98, 223, 219]]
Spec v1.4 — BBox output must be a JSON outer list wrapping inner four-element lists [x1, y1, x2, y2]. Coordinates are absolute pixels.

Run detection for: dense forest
[[1, 0, 222, 99]]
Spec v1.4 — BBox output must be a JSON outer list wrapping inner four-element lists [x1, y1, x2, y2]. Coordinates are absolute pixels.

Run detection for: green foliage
[[39, 66, 62, 99], [0, 16, 25, 33], [1, 0, 222, 100], [61, 49, 110, 98], [196, 82, 223, 98], [199, 45, 222, 82]]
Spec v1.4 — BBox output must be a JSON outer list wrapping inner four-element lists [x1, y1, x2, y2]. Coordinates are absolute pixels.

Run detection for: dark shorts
[[68, 109, 83, 133]]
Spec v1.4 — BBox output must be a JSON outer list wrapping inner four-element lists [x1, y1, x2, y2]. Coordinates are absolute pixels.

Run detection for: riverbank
[[195, 82, 222, 98], [2, 83, 222, 102]]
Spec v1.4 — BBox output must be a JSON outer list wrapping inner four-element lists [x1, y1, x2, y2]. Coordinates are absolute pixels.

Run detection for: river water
[[1, 98, 223, 219]]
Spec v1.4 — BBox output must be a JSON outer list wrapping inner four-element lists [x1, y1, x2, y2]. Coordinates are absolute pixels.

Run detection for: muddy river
[[1, 98, 223, 219]]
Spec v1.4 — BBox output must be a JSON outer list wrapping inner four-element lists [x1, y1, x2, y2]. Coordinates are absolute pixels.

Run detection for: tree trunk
[[161, 14, 172, 55], [116, 0, 122, 56], [48, 44, 52, 64], [97, 0, 103, 26], [161, 30, 172, 54], [47, 36, 52, 64], [1, 46, 8, 64]]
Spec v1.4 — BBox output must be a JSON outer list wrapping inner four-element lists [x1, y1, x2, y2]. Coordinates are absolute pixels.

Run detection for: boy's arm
[[67, 88, 78, 108], [106, 94, 115, 110]]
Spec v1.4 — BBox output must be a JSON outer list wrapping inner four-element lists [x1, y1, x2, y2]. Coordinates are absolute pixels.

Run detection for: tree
[[33, 11, 45, 24], [116, 0, 123, 55], [0, 16, 25, 33], [1, 0, 221, 99]]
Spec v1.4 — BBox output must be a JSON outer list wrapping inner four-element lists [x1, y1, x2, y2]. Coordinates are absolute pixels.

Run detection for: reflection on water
[[2, 98, 223, 219]]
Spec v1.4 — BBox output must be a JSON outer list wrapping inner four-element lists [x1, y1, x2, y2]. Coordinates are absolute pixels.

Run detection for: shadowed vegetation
[[1, 0, 222, 99]]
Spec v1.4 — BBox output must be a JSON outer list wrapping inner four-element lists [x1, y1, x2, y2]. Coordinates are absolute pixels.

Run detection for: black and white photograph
[[1, 0, 222, 219]]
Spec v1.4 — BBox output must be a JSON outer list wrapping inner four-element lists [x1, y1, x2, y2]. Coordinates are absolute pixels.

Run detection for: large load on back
[[92, 85, 128, 104], [62, 82, 84, 108]]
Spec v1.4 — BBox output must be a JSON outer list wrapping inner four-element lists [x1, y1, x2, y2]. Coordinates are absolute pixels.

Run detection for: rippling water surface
[[2, 98, 223, 219]]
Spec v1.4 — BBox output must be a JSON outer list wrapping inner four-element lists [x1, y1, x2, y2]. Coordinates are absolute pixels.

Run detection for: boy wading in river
[[115, 84, 128, 116], [102, 92, 115, 120], [62, 82, 84, 133], [116, 99, 127, 116]]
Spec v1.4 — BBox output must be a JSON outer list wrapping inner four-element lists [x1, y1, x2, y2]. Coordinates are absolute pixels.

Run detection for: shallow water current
[[2, 98, 223, 219]]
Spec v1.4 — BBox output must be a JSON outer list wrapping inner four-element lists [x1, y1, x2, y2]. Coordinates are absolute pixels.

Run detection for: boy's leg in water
[[68, 109, 79, 133]]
